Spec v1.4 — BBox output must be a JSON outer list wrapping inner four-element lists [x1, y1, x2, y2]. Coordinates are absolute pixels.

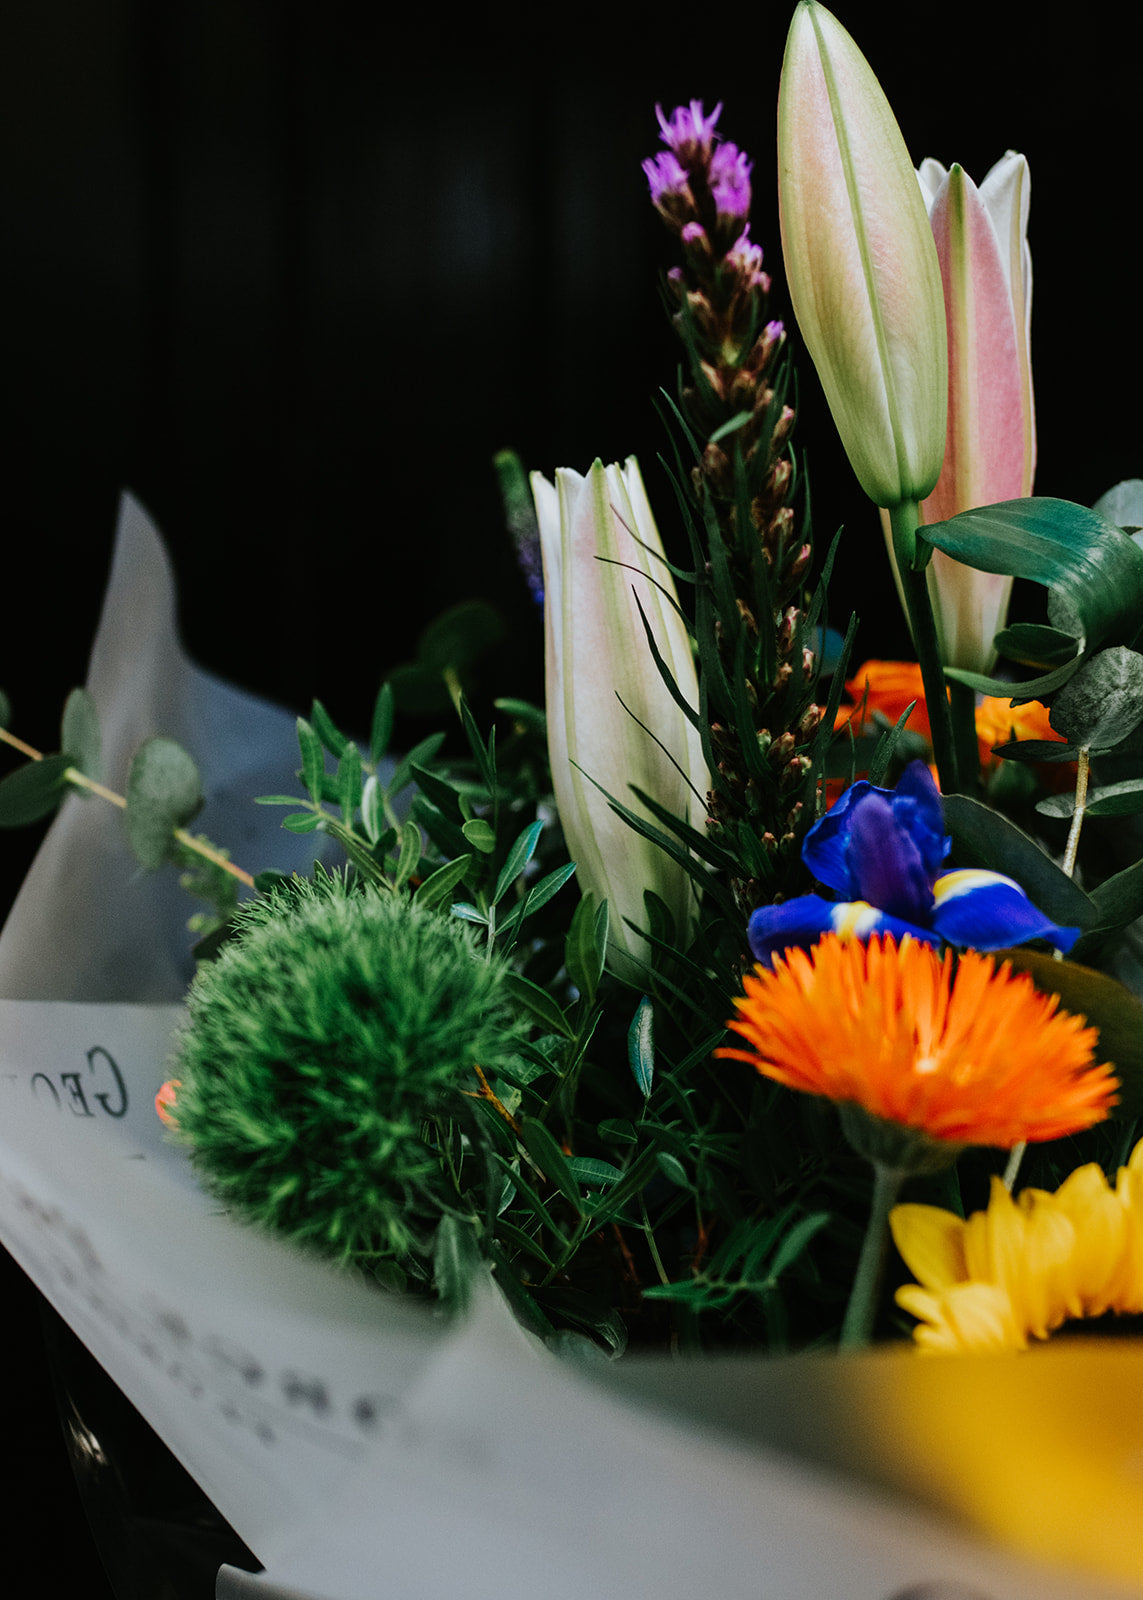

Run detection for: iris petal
[[747, 894, 937, 966], [931, 869, 1080, 954], [846, 792, 935, 924]]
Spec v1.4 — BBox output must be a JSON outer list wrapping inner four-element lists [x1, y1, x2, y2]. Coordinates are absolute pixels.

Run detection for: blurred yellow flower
[[892, 1141, 1143, 1351]]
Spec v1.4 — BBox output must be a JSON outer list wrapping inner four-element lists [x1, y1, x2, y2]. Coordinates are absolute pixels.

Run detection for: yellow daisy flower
[[892, 1140, 1143, 1351]]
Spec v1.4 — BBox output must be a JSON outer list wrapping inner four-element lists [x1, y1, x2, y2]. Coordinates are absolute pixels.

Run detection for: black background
[[2, 2, 1138, 1591]]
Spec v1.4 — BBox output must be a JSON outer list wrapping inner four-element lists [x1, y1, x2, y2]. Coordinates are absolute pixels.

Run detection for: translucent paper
[[0, 496, 1132, 1599]]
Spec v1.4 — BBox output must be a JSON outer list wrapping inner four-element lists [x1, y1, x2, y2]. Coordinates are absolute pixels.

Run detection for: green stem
[[840, 1161, 905, 1349], [888, 501, 959, 795], [948, 679, 980, 795]]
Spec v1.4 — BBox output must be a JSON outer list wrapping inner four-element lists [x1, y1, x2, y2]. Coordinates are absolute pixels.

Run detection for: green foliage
[[125, 737, 203, 869], [169, 873, 531, 1273]]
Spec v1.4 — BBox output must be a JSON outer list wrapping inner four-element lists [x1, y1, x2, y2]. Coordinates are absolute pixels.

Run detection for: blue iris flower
[[748, 761, 1080, 966]]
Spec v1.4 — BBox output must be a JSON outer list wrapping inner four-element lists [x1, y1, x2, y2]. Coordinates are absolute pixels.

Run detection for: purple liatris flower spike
[[709, 142, 752, 223], [747, 761, 1081, 966], [654, 99, 722, 163], [642, 149, 692, 212]]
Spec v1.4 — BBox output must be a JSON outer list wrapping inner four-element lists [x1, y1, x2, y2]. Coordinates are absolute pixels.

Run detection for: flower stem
[[949, 678, 980, 793], [840, 1160, 904, 1349], [1062, 745, 1091, 881], [1004, 748, 1094, 1195], [887, 500, 959, 795]]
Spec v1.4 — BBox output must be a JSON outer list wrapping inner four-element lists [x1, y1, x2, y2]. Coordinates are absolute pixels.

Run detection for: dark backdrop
[[2, 2, 1138, 1591]]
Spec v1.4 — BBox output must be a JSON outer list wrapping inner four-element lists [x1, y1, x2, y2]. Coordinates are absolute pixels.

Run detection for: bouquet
[[4, 5, 1143, 1595]]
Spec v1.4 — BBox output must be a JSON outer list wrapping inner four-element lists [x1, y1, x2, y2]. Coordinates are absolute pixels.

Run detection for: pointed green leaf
[[503, 971, 574, 1038], [360, 774, 383, 844], [0, 754, 73, 827], [336, 742, 363, 822], [627, 995, 655, 1096], [389, 732, 445, 799], [370, 680, 396, 764], [519, 1116, 582, 1210], [125, 737, 204, 868], [393, 820, 422, 887], [992, 623, 1080, 669], [411, 853, 473, 909], [282, 811, 323, 833], [496, 861, 578, 934], [310, 699, 350, 757], [296, 716, 325, 803], [60, 688, 102, 783], [492, 819, 544, 905], [450, 901, 489, 926], [565, 890, 604, 1005]]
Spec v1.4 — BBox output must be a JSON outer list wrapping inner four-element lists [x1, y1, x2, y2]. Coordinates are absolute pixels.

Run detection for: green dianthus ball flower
[[169, 872, 525, 1274]]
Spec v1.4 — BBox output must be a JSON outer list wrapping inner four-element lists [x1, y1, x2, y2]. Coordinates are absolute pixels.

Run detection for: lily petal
[[777, 2, 946, 508]]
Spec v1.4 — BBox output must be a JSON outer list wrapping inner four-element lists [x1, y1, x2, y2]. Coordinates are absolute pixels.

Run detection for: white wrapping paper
[[0, 495, 1139, 1600]]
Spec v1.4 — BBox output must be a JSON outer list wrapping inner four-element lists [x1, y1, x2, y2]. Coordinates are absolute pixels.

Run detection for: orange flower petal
[[716, 934, 1116, 1148]]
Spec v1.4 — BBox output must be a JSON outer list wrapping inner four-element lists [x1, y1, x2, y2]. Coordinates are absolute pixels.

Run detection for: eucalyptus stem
[[840, 1161, 904, 1349], [0, 725, 255, 889], [887, 501, 959, 795], [1062, 745, 1091, 880]]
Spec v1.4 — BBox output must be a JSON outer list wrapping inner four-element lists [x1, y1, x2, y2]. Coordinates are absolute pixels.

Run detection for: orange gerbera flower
[[717, 934, 1116, 1148], [835, 660, 1066, 776]]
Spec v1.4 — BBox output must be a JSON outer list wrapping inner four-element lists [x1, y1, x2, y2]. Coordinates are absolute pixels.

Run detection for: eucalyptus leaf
[[923, 497, 1143, 648], [1037, 779, 1143, 821], [1047, 647, 1143, 750], [0, 753, 73, 827], [992, 623, 1079, 669], [60, 688, 102, 783], [1094, 479, 1143, 533], [124, 738, 203, 869]]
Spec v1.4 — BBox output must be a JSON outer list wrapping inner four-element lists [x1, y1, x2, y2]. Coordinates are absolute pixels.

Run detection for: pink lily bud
[[777, 1, 947, 510], [883, 153, 1034, 670], [531, 459, 708, 984]]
